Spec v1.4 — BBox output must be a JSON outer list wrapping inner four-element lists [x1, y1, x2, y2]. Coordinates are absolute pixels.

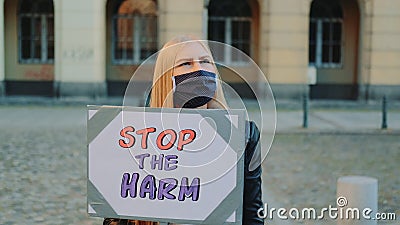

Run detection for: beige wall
[[358, 0, 372, 88], [369, 0, 400, 85], [263, 0, 310, 84], [0, 0, 4, 82], [1, 0, 400, 97], [158, 0, 203, 44], [55, 0, 105, 83]]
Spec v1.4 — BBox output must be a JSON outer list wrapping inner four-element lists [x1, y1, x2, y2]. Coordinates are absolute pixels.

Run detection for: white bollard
[[337, 176, 378, 225]]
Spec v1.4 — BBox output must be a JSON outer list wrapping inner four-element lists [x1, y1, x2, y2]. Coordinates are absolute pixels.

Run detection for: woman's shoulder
[[244, 120, 261, 173], [245, 120, 260, 145]]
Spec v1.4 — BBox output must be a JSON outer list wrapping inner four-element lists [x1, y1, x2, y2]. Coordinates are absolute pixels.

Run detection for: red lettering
[[119, 126, 196, 151], [177, 129, 196, 151], [156, 129, 177, 150], [119, 126, 135, 148], [136, 127, 156, 149]]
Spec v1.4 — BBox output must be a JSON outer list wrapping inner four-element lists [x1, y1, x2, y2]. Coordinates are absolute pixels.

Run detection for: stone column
[[158, 0, 203, 44], [54, 0, 106, 98], [367, 0, 400, 100], [337, 176, 378, 225], [0, 0, 5, 96], [265, 0, 310, 99]]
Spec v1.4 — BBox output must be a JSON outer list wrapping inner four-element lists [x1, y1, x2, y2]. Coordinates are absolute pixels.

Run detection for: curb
[[274, 129, 400, 135]]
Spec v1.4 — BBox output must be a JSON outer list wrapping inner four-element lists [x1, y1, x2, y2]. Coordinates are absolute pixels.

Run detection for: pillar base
[[0, 81, 4, 97], [270, 84, 308, 100], [55, 82, 107, 98], [367, 85, 400, 100]]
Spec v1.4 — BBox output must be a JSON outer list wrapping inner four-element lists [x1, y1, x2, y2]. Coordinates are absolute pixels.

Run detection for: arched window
[[18, 0, 54, 64], [208, 0, 252, 64], [111, 0, 158, 65], [309, 0, 343, 67]]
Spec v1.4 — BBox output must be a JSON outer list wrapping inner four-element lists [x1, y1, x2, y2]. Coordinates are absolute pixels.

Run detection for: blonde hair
[[150, 35, 228, 109]]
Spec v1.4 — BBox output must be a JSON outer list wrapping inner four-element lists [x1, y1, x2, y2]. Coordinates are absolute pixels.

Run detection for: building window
[[208, 0, 252, 65], [112, 0, 158, 65], [309, 0, 343, 68], [18, 0, 54, 64]]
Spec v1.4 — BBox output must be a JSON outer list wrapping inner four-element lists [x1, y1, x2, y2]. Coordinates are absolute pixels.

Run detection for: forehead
[[175, 42, 211, 60]]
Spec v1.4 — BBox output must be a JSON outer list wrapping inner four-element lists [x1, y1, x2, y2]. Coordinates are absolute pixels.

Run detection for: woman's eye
[[200, 59, 211, 64], [178, 62, 191, 67]]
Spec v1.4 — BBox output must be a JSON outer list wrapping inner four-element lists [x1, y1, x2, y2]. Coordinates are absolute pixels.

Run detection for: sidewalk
[[274, 109, 400, 134], [0, 96, 399, 134], [245, 99, 400, 134]]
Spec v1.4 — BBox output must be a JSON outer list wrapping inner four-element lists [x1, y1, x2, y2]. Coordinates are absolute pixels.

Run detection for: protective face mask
[[172, 70, 217, 108]]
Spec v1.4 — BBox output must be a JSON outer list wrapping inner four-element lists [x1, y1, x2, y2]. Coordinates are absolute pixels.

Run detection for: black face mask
[[172, 70, 217, 108]]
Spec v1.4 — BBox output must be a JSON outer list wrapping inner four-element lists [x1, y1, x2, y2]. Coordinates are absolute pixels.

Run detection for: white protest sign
[[87, 106, 246, 224]]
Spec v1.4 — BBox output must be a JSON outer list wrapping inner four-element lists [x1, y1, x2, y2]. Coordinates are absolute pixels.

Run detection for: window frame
[[209, 16, 252, 66], [111, 13, 158, 65], [309, 17, 344, 69], [18, 12, 54, 64]]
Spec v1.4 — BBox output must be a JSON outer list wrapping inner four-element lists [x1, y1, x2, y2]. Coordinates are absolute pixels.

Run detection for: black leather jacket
[[242, 121, 264, 225], [104, 121, 264, 225]]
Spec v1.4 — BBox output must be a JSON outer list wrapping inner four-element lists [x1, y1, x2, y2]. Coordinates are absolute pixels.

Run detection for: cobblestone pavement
[[261, 134, 399, 225], [0, 105, 398, 224], [0, 106, 103, 225]]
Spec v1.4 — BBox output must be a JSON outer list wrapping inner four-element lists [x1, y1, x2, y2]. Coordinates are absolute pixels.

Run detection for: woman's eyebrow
[[175, 55, 212, 65], [199, 55, 212, 60], [175, 58, 193, 65]]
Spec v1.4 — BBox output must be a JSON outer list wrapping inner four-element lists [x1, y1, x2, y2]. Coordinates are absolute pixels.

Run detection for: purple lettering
[[150, 154, 164, 170], [140, 175, 157, 200], [157, 178, 178, 200], [178, 177, 200, 201], [164, 155, 178, 171], [120, 173, 139, 198], [135, 153, 150, 169]]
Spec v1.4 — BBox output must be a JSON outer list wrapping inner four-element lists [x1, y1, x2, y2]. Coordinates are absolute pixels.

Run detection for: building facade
[[1, 0, 400, 100]]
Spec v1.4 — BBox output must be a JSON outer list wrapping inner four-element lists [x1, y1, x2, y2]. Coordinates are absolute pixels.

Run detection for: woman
[[104, 35, 263, 225]]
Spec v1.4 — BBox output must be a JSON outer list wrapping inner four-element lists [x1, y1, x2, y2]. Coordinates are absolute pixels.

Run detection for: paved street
[[0, 104, 398, 224], [0, 106, 102, 224]]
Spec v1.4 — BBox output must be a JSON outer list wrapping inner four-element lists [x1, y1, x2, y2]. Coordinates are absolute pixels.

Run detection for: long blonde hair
[[150, 35, 227, 109]]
